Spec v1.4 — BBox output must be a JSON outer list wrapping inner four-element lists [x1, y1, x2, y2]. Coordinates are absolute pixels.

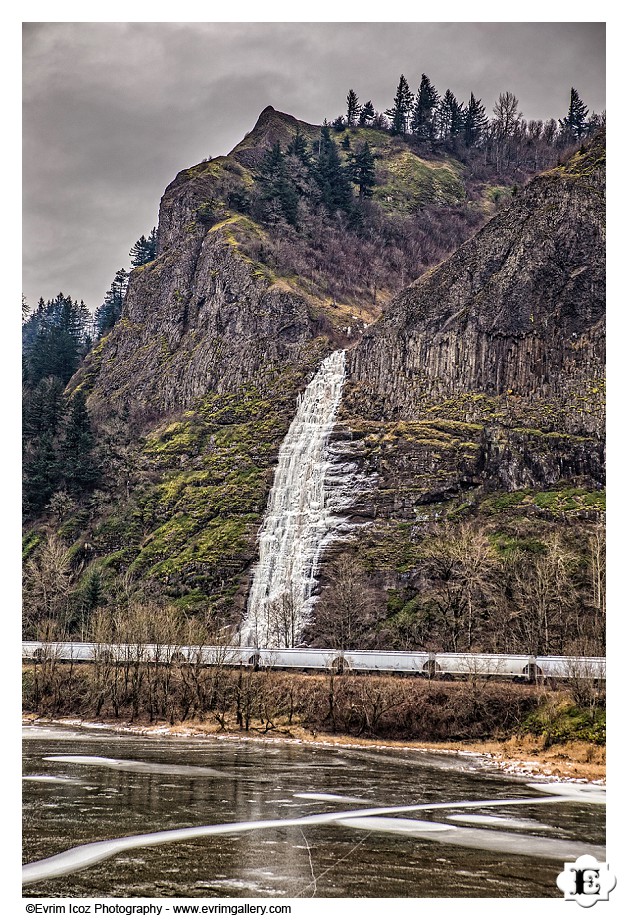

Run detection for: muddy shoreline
[[23, 714, 606, 784]]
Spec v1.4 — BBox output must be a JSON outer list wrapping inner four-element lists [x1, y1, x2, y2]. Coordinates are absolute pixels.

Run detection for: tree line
[[23, 597, 603, 739], [307, 520, 605, 659], [23, 518, 604, 661], [209, 84, 602, 310], [23, 621, 549, 742], [94, 227, 156, 336], [248, 124, 375, 230], [22, 228, 157, 520], [22, 294, 99, 517], [335, 79, 602, 171]]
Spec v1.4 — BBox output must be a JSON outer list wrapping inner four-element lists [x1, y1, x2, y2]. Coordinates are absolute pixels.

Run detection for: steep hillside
[[312, 134, 605, 647], [348, 134, 605, 428], [74, 106, 496, 424], [343, 132, 605, 501], [24, 114, 605, 649]]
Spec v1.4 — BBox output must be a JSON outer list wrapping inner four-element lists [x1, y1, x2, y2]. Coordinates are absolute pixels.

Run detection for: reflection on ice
[[336, 817, 605, 862], [23, 791, 591, 885], [44, 755, 233, 778]]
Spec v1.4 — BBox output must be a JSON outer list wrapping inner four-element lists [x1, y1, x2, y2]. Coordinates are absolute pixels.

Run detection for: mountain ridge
[[24, 115, 606, 647]]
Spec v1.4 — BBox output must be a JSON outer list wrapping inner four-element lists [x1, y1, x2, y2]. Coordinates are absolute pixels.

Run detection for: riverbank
[[23, 713, 606, 783], [23, 664, 605, 782]]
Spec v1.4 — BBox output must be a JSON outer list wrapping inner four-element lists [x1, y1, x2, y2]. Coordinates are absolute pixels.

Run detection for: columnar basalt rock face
[[341, 135, 605, 511]]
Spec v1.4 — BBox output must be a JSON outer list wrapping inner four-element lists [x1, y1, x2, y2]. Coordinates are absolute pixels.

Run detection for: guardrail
[[21, 642, 606, 680]]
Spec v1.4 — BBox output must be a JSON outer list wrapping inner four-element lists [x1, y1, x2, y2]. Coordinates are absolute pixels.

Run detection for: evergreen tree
[[257, 142, 299, 226], [60, 391, 100, 495], [587, 111, 605, 135], [315, 126, 354, 214], [95, 269, 129, 336], [410, 74, 439, 141], [23, 294, 90, 386], [23, 432, 61, 517], [81, 569, 104, 617], [346, 89, 360, 126], [22, 377, 67, 516], [359, 100, 375, 126], [386, 75, 414, 135], [463, 93, 488, 147], [286, 127, 311, 165], [560, 88, 589, 142], [284, 129, 315, 200], [349, 142, 376, 198], [129, 227, 157, 267], [437, 89, 465, 143], [23, 377, 65, 442]]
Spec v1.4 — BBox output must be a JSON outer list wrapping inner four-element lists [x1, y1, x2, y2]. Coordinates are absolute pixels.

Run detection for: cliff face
[[58, 123, 605, 622], [340, 135, 605, 519], [77, 223, 327, 419], [349, 136, 604, 420], [75, 108, 341, 421], [75, 104, 485, 426]]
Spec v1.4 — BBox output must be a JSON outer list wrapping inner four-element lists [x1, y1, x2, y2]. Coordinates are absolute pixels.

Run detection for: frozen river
[[22, 723, 604, 898]]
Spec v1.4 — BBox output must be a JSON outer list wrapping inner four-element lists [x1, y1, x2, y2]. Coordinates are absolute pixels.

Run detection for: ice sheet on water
[[335, 817, 605, 862], [293, 792, 370, 803], [22, 791, 594, 885], [44, 755, 234, 777], [446, 813, 554, 831], [22, 725, 112, 743], [22, 774, 83, 785], [527, 781, 606, 803]]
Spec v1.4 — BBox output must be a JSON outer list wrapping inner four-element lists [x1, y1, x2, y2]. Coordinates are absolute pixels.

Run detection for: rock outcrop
[[76, 223, 330, 420], [341, 133, 605, 516]]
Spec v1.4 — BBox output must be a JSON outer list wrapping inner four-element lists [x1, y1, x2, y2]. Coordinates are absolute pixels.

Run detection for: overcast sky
[[22, 22, 605, 312]]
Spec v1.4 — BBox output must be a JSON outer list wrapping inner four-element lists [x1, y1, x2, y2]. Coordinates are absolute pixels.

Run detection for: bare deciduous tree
[[23, 535, 77, 635], [510, 534, 578, 656], [422, 523, 498, 651], [311, 553, 380, 652]]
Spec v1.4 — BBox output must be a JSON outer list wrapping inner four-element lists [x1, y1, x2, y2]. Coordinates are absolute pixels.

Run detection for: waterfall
[[240, 349, 350, 648]]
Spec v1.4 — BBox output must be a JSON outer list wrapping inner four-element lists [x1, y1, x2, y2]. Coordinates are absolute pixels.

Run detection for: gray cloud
[[23, 22, 605, 311]]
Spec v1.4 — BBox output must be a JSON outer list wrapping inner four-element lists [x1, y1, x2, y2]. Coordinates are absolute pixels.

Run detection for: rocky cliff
[[48, 121, 605, 627], [340, 134, 605, 526], [76, 216, 329, 420]]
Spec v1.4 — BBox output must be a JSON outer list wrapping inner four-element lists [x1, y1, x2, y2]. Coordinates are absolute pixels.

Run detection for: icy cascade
[[241, 350, 349, 647]]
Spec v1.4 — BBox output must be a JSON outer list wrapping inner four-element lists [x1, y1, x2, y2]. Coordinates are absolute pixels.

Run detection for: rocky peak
[[229, 106, 319, 168]]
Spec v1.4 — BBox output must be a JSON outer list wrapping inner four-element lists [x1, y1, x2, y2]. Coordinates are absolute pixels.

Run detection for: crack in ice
[[23, 792, 599, 885]]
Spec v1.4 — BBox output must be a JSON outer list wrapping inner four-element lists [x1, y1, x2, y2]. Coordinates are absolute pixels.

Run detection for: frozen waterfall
[[240, 349, 350, 648]]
